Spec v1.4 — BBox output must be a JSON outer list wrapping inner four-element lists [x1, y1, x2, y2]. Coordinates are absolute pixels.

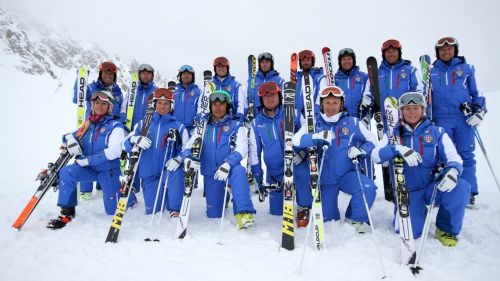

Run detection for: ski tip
[[145, 238, 152, 242], [248, 54, 255, 59], [177, 229, 187, 239], [322, 46, 330, 53], [410, 265, 423, 275]]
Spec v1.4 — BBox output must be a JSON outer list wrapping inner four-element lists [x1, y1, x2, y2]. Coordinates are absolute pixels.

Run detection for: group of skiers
[[45, 36, 486, 248]]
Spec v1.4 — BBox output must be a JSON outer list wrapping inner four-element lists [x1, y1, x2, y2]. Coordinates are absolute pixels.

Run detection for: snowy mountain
[[1, 2, 500, 281]]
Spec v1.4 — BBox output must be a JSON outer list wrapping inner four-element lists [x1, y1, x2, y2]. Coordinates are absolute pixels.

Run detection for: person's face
[[215, 65, 228, 77], [402, 105, 424, 127], [101, 70, 115, 86], [301, 57, 313, 71], [384, 48, 399, 64], [155, 99, 171, 115], [321, 96, 342, 117], [93, 99, 110, 115], [262, 93, 279, 110], [340, 56, 354, 71], [211, 101, 227, 120], [139, 71, 153, 84], [181, 72, 193, 84], [259, 59, 272, 73], [438, 45, 455, 62]]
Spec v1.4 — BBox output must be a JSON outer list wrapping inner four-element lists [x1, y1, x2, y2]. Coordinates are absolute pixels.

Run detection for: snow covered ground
[[1, 66, 500, 281]]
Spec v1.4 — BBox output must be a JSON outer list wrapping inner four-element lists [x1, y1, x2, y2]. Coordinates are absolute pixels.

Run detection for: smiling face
[[438, 45, 455, 62], [211, 101, 227, 121], [384, 48, 399, 64], [402, 105, 424, 127], [155, 99, 171, 115], [340, 56, 354, 72], [101, 70, 115, 86], [92, 99, 110, 115], [215, 65, 228, 77], [262, 92, 280, 110], [139, 71, 153, 84], [321, 95, 342, 117]]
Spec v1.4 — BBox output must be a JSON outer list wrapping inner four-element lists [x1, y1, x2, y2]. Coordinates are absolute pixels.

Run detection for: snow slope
[[1, 65, 500, 281]]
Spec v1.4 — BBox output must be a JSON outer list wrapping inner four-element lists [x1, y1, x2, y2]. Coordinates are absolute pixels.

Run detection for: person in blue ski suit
[[249, 82, 311, 222], [372, 91, 469, 246], [123, 88, 189, 215], [378, 39, 422, 126], [295, 49, 328, 116], [292, 85, 378, 231], [48, 91, 130, 229], [173, 65, 202, 135], [212, 56, 247, 122], [179, 90, 256, 229], [73, 61, 125, 198], [430, 37, 486, 206], [246, 52, 285, 117]]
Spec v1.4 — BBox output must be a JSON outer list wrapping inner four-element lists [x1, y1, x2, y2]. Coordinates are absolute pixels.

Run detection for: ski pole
[[299, 145, 328, 275], [217, 133, 237, 245], [353, 160, 387, 279], [472, 127, 500, 192]]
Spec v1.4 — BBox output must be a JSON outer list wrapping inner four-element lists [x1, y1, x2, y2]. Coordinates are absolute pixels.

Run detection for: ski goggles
[[320, 86, 344, 99], [381, 39, 401, 51], [99, 61, 117, 73], [258, 82, 280, 97], [91, 91, 114, 103], [210, 90, 231, 103], [153, 88, 174, 101], [179, 65, 194, 73], [213, 57, 230, 67], [338, 48, 355, 57], [258, 52, 274, 61], [435, 37, 458, 48], [398, 92, 426, 108], [138, 63, 154, 73], [298, 50, 315, 60]]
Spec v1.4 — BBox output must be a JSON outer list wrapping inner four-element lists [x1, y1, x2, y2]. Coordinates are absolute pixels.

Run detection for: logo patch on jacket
[[223, 125, 230, 132], [100, 127, 107, 134], [455, 69, 464, 77], [355, 75, 361, 82], [342, 127, 350, 136], [190, 91, 195, 96], [424, 134, 433, 143], [399, 71, 408, 79], [225, 86, 232, 92]]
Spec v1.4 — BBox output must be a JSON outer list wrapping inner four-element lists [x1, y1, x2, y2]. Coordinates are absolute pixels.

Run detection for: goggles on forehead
[[299, 50, 314, 60], [381, 39, 401, 51], [338, 48, 355, 57], [210, 90, 231, 103], [320, 86, 344, 99], [179, 65, 194, 72], [91, 91, 114, 103], [435, 37, 458, 48], [138, 63, 154, 73], [258, 52, 273, 61], [153, 88, 174, 101], [99, 62, 117, 73], [213, 57, 229, 67], [399, 92, 426, 108], [258, 82, 280, 97]]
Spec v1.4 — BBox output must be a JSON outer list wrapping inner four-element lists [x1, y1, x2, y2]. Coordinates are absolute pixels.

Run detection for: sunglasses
[[299, 50, 314, 60], [210, 91, 231, 103], [213, 57, 229, 67], [258, 82, 280, 97], [99, 62, 117, 73], [381, 39, 401, 50], [435, 37, 458, 48], [179, 65, 194, 72], [320, 86, 343, 98], [138, 63, 154, 73]]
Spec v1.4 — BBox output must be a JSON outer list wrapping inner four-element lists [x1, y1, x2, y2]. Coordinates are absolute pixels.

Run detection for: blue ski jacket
[[123, 112, 188, 180], [379, 59, 421, 103], [295, 67, 326, 114], [334, 66, 371, 118], [372, 118, 463, 191], [73, 79, 124, 122], [127, 82, 157, 131], [430, 57, 486, 118], [173, 82, 202, 131]]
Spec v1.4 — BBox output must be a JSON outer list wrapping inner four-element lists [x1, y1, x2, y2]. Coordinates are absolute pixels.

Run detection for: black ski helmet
[[258, 52, 274, 71], [338, 48, 356, 70], [435, 36, 459, 58]]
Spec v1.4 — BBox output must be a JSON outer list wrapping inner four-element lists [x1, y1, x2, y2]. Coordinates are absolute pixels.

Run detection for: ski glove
[[394, 145, 422, 167], [65, 134, 82, 156], [348, 147, 366, 160], [436, 168, 459, 192], [361, 95, 373, 109], [312, 130, 334, 146], [130, 136, 152, 150], [293, 150, 307, 165], [75, 156, 89, 167], [214, 162, 231, 181], [166, 156, 182, 172], [184, 158, 200, 171], [466, 109, 486, 127]]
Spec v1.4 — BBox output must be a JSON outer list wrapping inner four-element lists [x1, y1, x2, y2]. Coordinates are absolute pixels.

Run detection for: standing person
[[295, 49, 327, 115], [372, 92, 469, 246], [123, 88, 189, 216], [180, 90, 256, 229], [379, 39, 422, 114], [248, 52, 285, 115], [430, 37, 486, 206], [74, 61, 124, 200], [212, 56, 247, 121], [48, 91, 130, 229], [249, 82, 311, 224], [173, 65, 202, 135], [292, 85, 378, 232]]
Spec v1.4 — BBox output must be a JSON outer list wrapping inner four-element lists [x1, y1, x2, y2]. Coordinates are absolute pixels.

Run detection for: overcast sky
[[2, 0, 500, 91]]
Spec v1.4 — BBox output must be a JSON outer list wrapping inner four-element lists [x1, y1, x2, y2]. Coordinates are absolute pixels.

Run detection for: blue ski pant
[[203, 165, 256, 218], [57, 164, 136, 215], [435, 116, 477, 194], [267, 161, 311, 215], [141, 167, 184, 215], [400, 178, 470, 239], [321, 171, 377, 223], [80, 169, 141, 193]]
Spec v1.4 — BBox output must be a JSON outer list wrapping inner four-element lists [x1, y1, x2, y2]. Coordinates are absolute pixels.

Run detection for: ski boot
[[468, 192, 478, 208], [47, 207, 75, 229], [235, 213, 254, 230], [436, 228, 458, 247], [297, 207, 310, 228], [351, 221, 366, 234], [79, 192, 92, 201]]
